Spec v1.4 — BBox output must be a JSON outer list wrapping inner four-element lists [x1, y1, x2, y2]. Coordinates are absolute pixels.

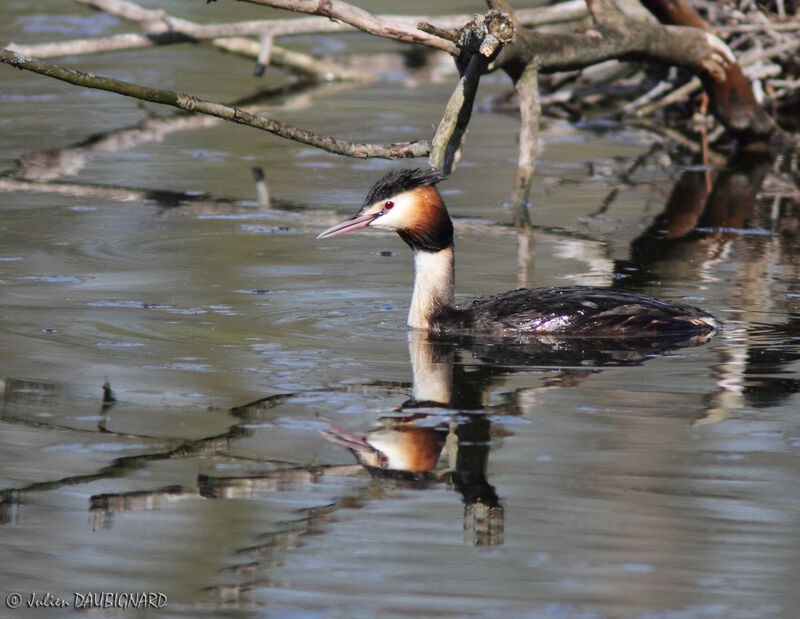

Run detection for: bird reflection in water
[[321, 330, 504, 546], [320, 325, 716, 546]]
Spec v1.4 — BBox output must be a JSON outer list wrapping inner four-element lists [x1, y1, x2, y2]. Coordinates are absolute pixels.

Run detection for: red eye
[[384, 201, 394, 210]]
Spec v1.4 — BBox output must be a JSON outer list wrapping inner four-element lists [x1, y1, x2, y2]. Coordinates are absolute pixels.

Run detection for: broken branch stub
[[429, 11, 515, 174], [455, 9, 515, 72]]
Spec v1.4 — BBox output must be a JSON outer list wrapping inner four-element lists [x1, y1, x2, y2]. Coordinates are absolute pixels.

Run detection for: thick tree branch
[[495, 15, 738, 76], [488, 0, 778, 142], [639, 0, 777, 142], [0, 49, 429, 159]]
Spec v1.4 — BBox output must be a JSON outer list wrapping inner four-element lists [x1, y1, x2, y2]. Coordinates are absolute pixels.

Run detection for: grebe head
[[317, 168, 453, 251], [321, 419, 446, 473]]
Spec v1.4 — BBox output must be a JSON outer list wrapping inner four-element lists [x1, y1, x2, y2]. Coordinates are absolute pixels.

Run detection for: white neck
[[407, 247, 455, 330]]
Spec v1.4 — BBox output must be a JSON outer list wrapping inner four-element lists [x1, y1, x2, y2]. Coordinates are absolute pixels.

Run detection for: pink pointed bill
[[319, 428, 374, 455], [317, 212, 379, 239]]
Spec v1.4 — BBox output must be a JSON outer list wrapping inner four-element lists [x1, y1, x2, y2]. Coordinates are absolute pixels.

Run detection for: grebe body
[[317, 168, 719, 337], [431, 286, 718, 335]]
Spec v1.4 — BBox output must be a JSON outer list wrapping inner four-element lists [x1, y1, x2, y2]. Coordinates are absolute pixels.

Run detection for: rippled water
[[2, 2, 800, 617]]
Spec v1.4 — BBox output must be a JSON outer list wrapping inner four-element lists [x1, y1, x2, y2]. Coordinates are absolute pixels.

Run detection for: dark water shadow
[[738, 321, 800, 409], [0, 78, 351, 212], [613, 146, 778, 288]]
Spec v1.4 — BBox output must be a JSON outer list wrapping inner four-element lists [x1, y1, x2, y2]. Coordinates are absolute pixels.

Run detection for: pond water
[[2, 2, 800, 617]]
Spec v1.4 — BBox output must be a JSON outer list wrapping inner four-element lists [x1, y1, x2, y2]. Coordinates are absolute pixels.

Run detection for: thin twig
[[211, 37, 373, 81], [715, 22, 800, 33], [619, 78, 673, 113], [635, 77, 701, 116]]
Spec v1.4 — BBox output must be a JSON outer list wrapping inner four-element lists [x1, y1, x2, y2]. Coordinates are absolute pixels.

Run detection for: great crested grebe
[[317, 168, 720, 336]]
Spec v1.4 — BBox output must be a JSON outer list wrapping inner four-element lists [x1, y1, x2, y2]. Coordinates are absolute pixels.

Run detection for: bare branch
[[234, 0, 459, 55], [635, 77, 701, 117], [417, 22, 459, 43], [715, 22, 800, 33], [212, 37, 373, 81], [5, 0, 368, 82], [428, 53, 481, 173], [0, 49, 429, 159], [511, 61, 540, 220], [80, 0, 352, 39], [7, 33, 189, 59], [8, 0, 586, 76]]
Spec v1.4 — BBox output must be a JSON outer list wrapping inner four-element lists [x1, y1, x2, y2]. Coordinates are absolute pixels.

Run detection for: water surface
[[2, 2, 800, 617]]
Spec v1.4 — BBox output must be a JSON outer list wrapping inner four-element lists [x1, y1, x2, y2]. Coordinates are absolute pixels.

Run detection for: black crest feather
[[362, 168, 448, 207]]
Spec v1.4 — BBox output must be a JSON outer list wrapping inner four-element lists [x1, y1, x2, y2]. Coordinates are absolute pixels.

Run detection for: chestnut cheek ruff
[[397, 186, 454, 252]]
